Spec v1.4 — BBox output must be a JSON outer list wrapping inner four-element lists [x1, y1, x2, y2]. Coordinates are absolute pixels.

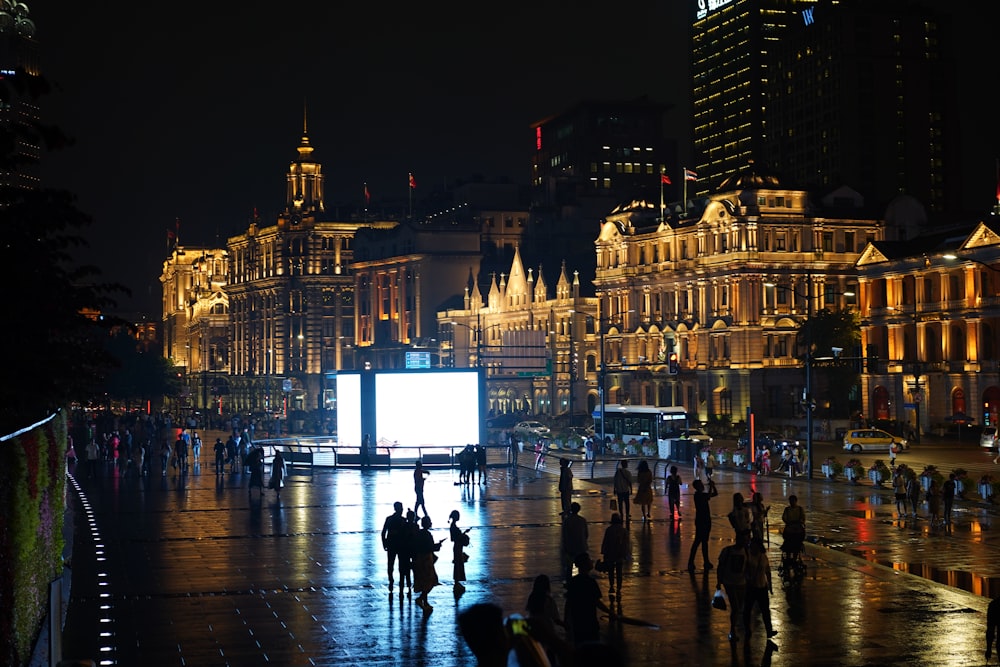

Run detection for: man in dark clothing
[[687, 478, 719, 572], [174, 433, 188, 473], [213, 438, 226, 475], [942, 473, 957, 525], [562, 502, 589, 582], [381, 501, 407, 591], [564, 552, 613, 646]]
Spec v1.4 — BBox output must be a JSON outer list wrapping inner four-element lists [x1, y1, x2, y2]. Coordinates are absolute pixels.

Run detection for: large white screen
[[335, 373, 362, 449], [375, 371, 480, 449]]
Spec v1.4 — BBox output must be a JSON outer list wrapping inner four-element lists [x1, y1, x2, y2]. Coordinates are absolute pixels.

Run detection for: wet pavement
[[59, 440, 1000, 666]]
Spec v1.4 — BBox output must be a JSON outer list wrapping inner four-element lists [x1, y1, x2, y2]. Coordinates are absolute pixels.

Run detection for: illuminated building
[[224, 124, 395, 421], [857, 212, 1000, 437], [439, 246, 598, 420], [0, 0, 39, 192], [592, 161, 894, 433], [692, 0, 957, 215]]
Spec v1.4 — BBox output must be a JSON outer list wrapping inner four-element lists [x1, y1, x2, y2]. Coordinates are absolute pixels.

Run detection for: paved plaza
[[55, 441, 1000, 666]]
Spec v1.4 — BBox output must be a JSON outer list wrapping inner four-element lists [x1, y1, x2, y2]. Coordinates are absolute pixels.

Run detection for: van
[[981, 426, 998, 450]]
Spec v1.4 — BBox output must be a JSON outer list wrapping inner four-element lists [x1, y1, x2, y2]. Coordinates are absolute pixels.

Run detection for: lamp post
[[765, 278, 854, 480]]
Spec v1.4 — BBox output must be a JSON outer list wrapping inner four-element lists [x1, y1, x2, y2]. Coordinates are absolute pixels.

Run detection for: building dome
[[716, 159, 782, 192]]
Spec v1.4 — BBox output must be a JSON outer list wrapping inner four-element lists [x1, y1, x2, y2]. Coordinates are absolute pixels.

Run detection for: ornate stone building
[[438, 246, 598, 420], [857, 215, 1000, 437], [592, 163, 891, 434]]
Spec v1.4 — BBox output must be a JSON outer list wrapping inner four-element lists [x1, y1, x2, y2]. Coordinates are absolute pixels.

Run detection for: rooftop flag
[[409, 172, 416, 189], [661, 173, 672, 185], [364, 183, 371, 204], [684, 168, 698, 182]]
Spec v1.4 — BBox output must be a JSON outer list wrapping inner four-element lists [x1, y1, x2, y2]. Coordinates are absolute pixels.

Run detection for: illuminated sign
[[802, 7, 815, 25], [536, 126, 542, 151], [405, 351, 431, 369], [696, 0, 734, 20]]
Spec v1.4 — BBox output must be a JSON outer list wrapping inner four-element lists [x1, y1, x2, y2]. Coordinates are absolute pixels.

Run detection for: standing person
[[191, 431, 202, 465], [780, 494, 806, 555], [727, 492, 751, 540], [987, 595, 999, 663], [743, 537, 777, 642], [613, 460, 634, 522], [749, 492, 768, 545], [705, 449, 717, 482], [381, 502, 407, 591], [268, 450, 286, 499], [475, 444, 488, 484], [687, 477, 719, 572], [564, 552, 613, 647], [534, 439, 545, 470], [906, 470, 922, 518], [85, 438, 100, 479], [238, 431, 251, 473], [246, 446, 265, 497], [634, 460, 654, 520], [160, 439, 171, 476], [558, 458, 574, 516], [562, 501, 589, 582], [213, 438, 226, 475], [666, 465, 683, 520], [175, 431, 189, 473], [600, 512, 629, 601], [942, 472, 957, 525], [693, 450, 705, 483], [926, 478, 942, 524], [398, 510, 418, 597], [889, 440, 899, 469], [525, 574, 568, 666], [892, 466, 909, 517], [225, 434, 238, 473], [360, 433, 371, 469], [449, 509, 471, 595], [508, 430, 520, 471], [413, 461, 430, 518], [412, 515, 443, 612], [717, 530, 749, 642]]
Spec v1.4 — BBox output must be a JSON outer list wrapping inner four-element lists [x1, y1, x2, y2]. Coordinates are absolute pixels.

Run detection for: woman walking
[[600, 512, 629, 601], [449, 510, 470, 595], [268, 450, 286, 500], [634, 460, 654, 520]]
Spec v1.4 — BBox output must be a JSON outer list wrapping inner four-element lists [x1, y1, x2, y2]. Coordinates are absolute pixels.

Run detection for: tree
[[0, 70, 128, 433], [797, 308, 862, 419]]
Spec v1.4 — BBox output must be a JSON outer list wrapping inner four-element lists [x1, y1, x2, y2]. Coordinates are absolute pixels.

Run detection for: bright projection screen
[[376, 370, 481, 449], [335, 373, 362, 449]]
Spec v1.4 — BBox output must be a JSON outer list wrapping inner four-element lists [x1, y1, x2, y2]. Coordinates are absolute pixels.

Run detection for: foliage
[[868, 459, 890, 480], [0, 411, 67, 666], [102, 331, 180, 410], [0, 71, 129, 433], [823, 456, 844, 475], [797, 308, 862, 419]]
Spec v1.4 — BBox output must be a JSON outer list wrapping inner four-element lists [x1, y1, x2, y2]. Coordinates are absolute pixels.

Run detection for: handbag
[[712, 586, 727, 611], [610, 498, 619, 512]]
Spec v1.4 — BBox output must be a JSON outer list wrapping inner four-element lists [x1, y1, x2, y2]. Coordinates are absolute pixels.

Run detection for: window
[[775, 233, 786, 251]]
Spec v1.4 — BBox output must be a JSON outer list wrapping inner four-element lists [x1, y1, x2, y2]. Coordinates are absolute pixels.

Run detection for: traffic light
[[668, 352, 679, 375]]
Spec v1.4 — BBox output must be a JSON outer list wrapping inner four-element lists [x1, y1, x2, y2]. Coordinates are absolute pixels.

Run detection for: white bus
[[591, 404, 691, 449]]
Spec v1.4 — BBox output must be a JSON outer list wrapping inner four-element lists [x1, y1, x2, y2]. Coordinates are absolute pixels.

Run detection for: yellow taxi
[[842, 428, 908, 454]]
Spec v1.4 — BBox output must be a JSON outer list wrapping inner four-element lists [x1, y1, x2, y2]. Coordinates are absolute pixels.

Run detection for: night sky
[[28, 1, 998, 318]]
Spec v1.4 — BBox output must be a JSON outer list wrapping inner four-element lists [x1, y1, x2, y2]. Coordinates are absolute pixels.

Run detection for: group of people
[[892, 464, 958, 525], [381, 501, 471, 612], [457, 444, 488, 484]]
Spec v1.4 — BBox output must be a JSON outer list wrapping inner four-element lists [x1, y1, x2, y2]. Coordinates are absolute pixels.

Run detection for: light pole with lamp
[[765, 278, 854, 480]]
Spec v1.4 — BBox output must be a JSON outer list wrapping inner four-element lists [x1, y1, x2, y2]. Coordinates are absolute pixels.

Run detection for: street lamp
[[888, 305, 924, 444], [764, 278, 854, 480]]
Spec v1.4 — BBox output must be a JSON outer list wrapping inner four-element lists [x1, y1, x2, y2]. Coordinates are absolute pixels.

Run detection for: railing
[[251, 437, 510, 470]]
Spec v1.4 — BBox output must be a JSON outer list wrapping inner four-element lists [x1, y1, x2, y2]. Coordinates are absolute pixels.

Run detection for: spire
[[297, 101, 314, 161], [286, 102, 324, 216]]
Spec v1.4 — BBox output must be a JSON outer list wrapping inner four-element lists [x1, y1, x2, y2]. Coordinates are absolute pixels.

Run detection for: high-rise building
[[691, 0, 958, 216], [0, 0, 39, 192]]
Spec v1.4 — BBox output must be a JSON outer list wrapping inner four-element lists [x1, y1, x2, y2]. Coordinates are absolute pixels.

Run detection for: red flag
[[409, 172, 416, 189], [364, 184, 371, 204], [660, 173, 672, 185]]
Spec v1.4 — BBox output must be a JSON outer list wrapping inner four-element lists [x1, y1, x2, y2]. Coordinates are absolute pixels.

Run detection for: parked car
[[980, 426, 998, 450], [679, 428, 713, 446], [842, 428, 908, 454], [737, 430, 795, 455], [514, 420, 551, 439], [486, 413, 522, 429]]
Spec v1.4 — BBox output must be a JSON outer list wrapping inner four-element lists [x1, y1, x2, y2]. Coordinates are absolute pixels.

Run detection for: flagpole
[[659, 167, 665, 221], [408, 173, 412, 218], [682, 168, 687, 216]]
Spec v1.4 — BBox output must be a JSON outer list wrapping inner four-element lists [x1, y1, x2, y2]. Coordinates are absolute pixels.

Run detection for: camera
[[594, 559, 609, 573]]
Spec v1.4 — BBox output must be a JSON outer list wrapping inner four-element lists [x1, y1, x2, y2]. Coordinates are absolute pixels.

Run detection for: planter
[[868, 469, 886, 486], [716, 453, 729, 466], [732, 453, 745, 467], [642, 446, 656, 458], [844, 466, 861, 482], [920, 475, 933, 492], [954, 478, 966, 499], [822, 464, 835, 479], [980, 482, 994, 501]]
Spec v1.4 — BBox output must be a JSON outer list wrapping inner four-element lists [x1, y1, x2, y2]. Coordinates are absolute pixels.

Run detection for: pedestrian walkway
[[56, 454, 999, 666]]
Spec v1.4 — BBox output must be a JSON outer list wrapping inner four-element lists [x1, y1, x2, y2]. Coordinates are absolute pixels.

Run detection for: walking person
[[705, 449, 717, 482], [413, 461, 430, 518], [191, 431, 202, 465], [613, 460, 633, 522], [525, 574, 569, 666], [893, 466, 909, 517], [693, 450, 705, 483], [558, 458, 574, 515], [687, 477, 718, 572], [727, 492, 751, 540], [246, 445, 265, 497], [780, 494, 806, 555], [398, 510, 419, 598], [600, 512, 629, 602], [160, 439, 172, 476], [926, 478, 942, 524], [717, 530, 749, 642], [85, 438, 100, 479], [749, 492, 768, 545], [213, 438, 226, 475], [475, 444, 487, 484], [564, 552, 614, 647], [562, 501, 589, 582], [412, 515, 444, 612], [906, 470, 922, 518], [449, 509, 471, 595], [743, 537, 778, 643], [360, 433, 371, 469], [666, 465, 683, 520], [635, 459, 654, 520], [942, 472, 957, 525], [267, 449, 286, 500], [174, 432, 189, 473], [226, 434, 238, 473], [381, 502, 407, 591]]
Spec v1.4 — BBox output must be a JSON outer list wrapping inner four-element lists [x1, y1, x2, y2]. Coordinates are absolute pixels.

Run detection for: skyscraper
[[0, 0, 39, 192]]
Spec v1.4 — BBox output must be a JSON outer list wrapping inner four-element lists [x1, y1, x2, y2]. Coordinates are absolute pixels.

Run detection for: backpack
[[718, 544, 747, 586]]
